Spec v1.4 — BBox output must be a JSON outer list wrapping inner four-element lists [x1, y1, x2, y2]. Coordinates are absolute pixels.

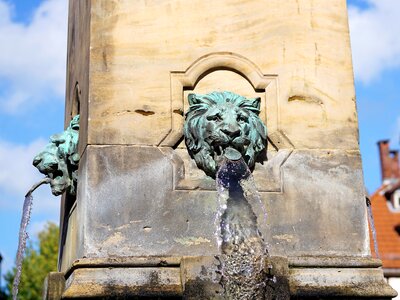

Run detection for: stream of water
[[215, 155, 270, 299], [12, 178, 51, 300], [366, 197, 380, 259]]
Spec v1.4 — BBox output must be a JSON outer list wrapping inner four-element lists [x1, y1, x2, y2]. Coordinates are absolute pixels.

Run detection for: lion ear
[[188, 93, 204, 106], [243, 97, 261, 114], [250, 97, 261, 110]]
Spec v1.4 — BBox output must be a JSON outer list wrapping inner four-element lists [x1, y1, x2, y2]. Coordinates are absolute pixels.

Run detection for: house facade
[[370, 140, 400, 298]]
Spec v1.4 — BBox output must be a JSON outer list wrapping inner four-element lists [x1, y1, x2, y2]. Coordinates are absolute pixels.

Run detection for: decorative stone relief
[[162, 52, 291, 147], [158, 53, 294, 191]]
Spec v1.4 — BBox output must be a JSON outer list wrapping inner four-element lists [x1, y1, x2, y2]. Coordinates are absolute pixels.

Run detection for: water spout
[[12, 177, 51, 300], [215, 148, 271, 299], [366, 197, 380, 259]]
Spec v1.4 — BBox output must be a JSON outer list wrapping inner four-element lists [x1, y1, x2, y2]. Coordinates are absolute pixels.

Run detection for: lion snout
[[32, 155, 42, 167], [33, 152, 59, 173], [221, 127, 241, 140]]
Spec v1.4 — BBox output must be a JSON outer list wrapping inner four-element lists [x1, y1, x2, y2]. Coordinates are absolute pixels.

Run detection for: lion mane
[[183, 91, 267, 177]]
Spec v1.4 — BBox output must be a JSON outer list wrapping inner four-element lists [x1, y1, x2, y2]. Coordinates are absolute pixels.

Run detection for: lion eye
[[237, 115, 248, 123], [207, 114, 222, 122]]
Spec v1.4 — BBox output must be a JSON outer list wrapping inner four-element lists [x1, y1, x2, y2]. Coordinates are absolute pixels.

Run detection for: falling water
[[215, 149, 270, 299], [366, 197, 380, 259], [12, 177, 51, 300]]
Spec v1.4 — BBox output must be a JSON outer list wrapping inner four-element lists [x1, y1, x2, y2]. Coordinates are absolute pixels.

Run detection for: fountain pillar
[[45, 0, 396, 298]]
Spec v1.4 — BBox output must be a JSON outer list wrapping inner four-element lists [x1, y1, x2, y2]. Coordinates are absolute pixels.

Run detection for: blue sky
[[0, 0, 400, 283]]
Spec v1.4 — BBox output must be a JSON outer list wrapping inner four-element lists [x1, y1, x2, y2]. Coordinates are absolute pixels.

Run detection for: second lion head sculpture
[[184, 91, 267, 178], [33, 115, 80, 196]]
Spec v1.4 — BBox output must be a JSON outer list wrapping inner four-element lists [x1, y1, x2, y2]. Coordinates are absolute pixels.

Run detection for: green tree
[[4, 222, 59, 300]]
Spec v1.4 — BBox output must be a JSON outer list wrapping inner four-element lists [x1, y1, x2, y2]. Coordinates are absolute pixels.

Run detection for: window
[[392, 189, 400, 210], [394, 224, 400, 236]]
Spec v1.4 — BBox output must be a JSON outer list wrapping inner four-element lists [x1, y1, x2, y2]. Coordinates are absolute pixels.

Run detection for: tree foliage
[[4, 222, 59, 300]]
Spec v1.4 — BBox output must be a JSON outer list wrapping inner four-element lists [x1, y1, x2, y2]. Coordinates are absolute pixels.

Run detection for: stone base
[[288, 257, 396, 298], [51, 256, 397, 299], [42, 272, 65, 300]]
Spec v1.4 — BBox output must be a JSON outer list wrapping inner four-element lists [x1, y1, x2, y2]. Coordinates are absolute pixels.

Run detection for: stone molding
[[59, 256, 397, 299]]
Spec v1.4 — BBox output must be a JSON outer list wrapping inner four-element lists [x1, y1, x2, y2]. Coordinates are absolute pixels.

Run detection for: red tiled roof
[[369, 186, 400, 269]]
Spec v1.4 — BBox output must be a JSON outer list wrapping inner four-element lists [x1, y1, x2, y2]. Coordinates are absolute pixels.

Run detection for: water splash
[[366, 197, 380, 258], [215, 154, 270, 299], [12, 178, 51, 300]]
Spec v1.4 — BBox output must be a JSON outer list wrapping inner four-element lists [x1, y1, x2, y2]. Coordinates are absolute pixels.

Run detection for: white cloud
[[0, 0, 68, 113], [0, 138, 46, 195], [0, 139, 60, 214], [348, 0, 400, 84]]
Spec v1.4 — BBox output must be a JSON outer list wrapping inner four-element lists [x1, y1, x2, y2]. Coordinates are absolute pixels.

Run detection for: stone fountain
[[39, 0, 396, 299]]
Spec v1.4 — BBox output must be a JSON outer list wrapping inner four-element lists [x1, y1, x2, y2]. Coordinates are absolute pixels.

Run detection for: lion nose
[[33, 153, 58, 171], [221, 128, 241, 139]]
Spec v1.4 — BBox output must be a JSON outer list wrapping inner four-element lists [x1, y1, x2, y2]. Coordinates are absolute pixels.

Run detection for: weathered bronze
[[184, 91, 267, 177], [33, 115, 80, 196]]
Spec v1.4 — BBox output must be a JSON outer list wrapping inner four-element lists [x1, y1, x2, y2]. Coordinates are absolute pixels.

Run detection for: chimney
[[378, 140, 391, 182], [390, 150, 400, 179]]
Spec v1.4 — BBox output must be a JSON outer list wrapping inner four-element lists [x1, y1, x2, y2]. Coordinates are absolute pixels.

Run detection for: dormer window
[[390, 189, 400, 211]]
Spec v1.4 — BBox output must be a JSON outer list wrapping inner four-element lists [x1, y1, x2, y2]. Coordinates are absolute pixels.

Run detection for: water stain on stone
[[173, 109, 184, 116], [135, 109, 155, 116]]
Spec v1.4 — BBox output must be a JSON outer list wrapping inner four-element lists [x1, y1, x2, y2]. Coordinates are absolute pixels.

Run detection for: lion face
[[33, 115, 80, 196], [184, 92, 267, 177]]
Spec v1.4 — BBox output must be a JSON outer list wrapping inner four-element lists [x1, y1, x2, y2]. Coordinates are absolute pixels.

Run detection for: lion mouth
[[212, 142, 247, 162], [48, 169, 68, 196]]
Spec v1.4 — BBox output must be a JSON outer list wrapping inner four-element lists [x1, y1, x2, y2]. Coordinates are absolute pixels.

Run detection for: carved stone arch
[[174, 52, 272, 90], [160, 52, 292, 149]]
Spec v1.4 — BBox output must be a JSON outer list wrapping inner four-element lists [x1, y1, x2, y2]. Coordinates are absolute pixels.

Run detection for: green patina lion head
[[33, 115, 80, 196], [184, 91, 267, 178]]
